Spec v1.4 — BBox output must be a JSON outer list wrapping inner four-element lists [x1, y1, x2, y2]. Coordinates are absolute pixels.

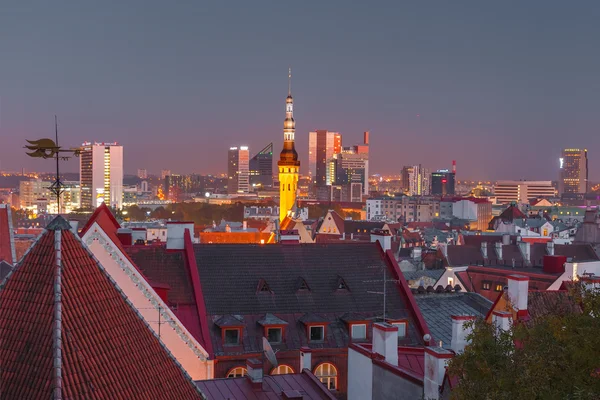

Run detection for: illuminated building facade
[[227, 146, 250, 194], [79, 142, 123, 209], [249, 142, 273, 190], [559, 148, 588, 195], [278, 69, 300, 222], [494, 180, 556, 204], [431, 170, 455, 196], [309, 130, 341, 188]]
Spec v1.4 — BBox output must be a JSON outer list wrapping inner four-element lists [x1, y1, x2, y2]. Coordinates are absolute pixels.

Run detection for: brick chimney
[[372, 323, 398, 365], [518, 241, 530, 263], [424, 346, 453, 400], [166, 222, 195, 250], [451, 315, 476, 353], [492, 310, 512, 332], [481, 242, 488, 259], [495, 242, 503, 260], [246, 358, 263, 387], [371, 229, 392, 252], [507, 274, 529, 318]]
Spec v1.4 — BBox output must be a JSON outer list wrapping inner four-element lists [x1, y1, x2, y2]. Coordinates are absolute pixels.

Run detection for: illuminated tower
[[278, 68, 300, 222]]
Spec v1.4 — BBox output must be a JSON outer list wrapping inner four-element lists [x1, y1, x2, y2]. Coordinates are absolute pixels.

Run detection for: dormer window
[[310, 326, 325, 342], [482, 281, 492, 291], [267, 327, 282, 343], [224, 328, 240, 345], [390, 320, 408, 339], [336, 276, 349, 291], [297, 277, 310, 292], [351, 324, 367, 340], [257, 279, 273, 294]]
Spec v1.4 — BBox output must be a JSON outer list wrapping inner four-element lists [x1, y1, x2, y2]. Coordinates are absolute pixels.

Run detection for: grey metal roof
[[414, 292, 492, 348], [402, 269, 445, 282]]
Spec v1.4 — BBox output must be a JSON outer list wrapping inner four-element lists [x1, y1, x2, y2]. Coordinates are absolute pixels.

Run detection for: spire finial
[[288, 67, 292, 96]]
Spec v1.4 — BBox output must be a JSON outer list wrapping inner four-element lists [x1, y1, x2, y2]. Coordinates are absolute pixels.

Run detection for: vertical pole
[[383, 268, 386, 323], [158, 306, 161, 340], [55, 115, 61, 215]]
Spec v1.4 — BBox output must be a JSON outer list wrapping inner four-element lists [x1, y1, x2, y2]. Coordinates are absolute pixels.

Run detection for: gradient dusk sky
[[1, 1, 599, 180]]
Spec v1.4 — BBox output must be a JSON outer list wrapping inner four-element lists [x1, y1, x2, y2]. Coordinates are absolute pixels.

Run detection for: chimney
[[492, 310, 512, 332], [495, 242, 503, 260], [280, 229, 300, 244], [364, 131, 369, 145], [507, 275, 529, 318], [300, 347, 312, 370], [166, 222, 195, 250], [351, 233, 354, 240], [502, 234, 510, 245], [342, 232, 346, 240], [543, 255, 566, 274], [424, 346, 453, 400], [372, 323, 398, 365], [117, 228, 133, 246], [243, 220, 247, 231], [246, 358, 263, 386], [547, 241, 555, 256], [451, 315, 476, 353], [518, 241, 530, 263], [481, 242, 488, 259], [411, 246, 422, 260], [371, 229, 392, 252]]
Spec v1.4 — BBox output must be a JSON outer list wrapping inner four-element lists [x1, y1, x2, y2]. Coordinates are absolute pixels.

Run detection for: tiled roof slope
[[195, 371, 336, 400], [193, 243, 426, 354], [0, 204, 16, 264], [0, 216, 203, 400], [414, 292, 492, 348], [527, 290, 582, 321]]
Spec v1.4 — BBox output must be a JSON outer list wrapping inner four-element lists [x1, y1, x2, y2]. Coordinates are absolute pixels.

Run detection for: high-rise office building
[[278, 69, 300, 222], [559, 148, 588, 195], [431, 169, 455, 196], [137, 169, 148, 179], [227, 146, 250, 194], [249, 142, 273, 190], [160, 170, 171, 180], [80, 142, 124, 209], [308, 130, 342, 187], [406, 164, 430, 196]]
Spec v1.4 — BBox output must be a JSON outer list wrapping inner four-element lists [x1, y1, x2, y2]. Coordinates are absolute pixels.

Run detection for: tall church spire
[[278, 68, 300, 222]]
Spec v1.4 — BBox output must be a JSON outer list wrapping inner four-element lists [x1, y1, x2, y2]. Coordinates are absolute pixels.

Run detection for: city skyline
[[2, 1, 600, 180]]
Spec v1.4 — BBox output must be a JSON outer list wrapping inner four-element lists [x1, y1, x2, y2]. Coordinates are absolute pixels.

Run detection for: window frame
[[350, 323, 367, 340], [482, 280, 492, 291], [222, 328, 241, 346], [389, 319, 408, 339], [266, 327, 283, 344], [314, 362, 338, 391], [495, 283, 504, 292], [271, 365, 295, 375], [226, 366, 247, 378], [309, 325, 325, 342]]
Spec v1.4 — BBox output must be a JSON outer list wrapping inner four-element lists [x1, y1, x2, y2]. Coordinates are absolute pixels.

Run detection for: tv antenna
[[364, 265, 402, 323], [24, 116, 81, 214]]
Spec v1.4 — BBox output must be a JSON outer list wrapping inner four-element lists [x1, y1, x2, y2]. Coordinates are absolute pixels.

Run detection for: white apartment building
[[494, 180, 556, 204], [366, 196, 440, 223], [80, 142, 124, 209]]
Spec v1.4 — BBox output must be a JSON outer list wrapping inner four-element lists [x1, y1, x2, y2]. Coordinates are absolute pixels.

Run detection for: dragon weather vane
[[25, 116, 81, 214]]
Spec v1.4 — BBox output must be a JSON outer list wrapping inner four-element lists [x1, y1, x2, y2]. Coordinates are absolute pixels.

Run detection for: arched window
[[271, 365, 294, 375], [227, 367, 247, 378], [314, 363, 337, 390]]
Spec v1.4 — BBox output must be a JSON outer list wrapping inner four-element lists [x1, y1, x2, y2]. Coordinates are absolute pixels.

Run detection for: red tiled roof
[[0, 217, 203, 399], [526, 290, 582, 321], [199, 231, 272, 244], [0, 205, 15, 264]]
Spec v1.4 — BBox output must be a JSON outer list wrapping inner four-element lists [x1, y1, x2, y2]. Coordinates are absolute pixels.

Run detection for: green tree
[[448, 284, 600, 400]]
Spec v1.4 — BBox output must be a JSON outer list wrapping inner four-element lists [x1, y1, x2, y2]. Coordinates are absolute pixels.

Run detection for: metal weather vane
[[25, 116, 81, 214]]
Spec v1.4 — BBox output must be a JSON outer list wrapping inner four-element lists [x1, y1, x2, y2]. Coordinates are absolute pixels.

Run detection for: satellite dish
[[262, 337, 278, 367]]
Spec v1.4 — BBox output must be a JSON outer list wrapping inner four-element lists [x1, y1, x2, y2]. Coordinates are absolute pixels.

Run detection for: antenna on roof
[[365, 265, 402, 323]]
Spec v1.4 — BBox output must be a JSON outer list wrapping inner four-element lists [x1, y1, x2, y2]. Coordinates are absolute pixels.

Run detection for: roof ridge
[[52, 229, 64, 399]]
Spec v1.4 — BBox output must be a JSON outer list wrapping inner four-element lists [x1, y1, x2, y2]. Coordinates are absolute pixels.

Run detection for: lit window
[[448, 277, 454, 286], [310, 326, 325, 342], [391, 322, 407, 338], [267, 327, 282, 343], [224, 329, 240, 345], [315, 363, 338, 390], [271, 365, 294, 375], [482, 281, 491, 291], [227, 367, 247, 378], [351, 324, 366, 339], [495, 283, 503, 292]]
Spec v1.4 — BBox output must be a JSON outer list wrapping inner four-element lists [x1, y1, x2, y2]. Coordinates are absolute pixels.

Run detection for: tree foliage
[[448, 284, 600, 400]]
